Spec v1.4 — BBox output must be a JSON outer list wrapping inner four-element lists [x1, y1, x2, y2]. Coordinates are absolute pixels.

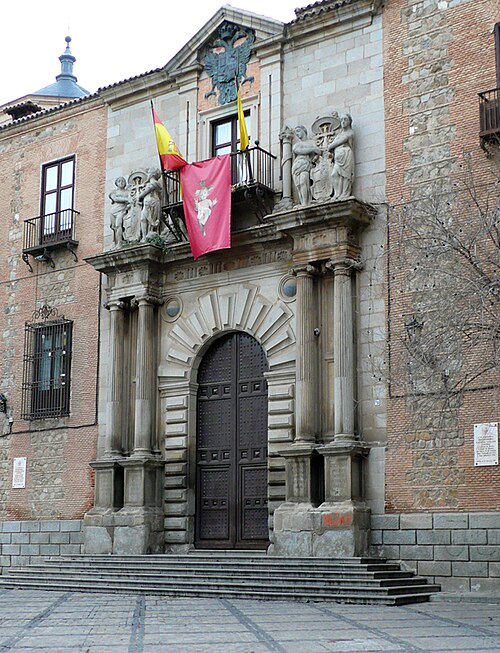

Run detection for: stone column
[[133, 295, 158, 456], [294, 264, 318, 442], [276, 126, 294, 211], [327, 258, 359, 442], [105, 300, 126, 456]]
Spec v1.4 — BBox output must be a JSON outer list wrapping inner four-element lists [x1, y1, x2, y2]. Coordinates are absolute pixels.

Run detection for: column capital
[[279, 125, 294, 144], [133, 295, 164, 308], [104, 299, 127, 311], [325, 257, 363, 276], [290, 263, 320, 278]]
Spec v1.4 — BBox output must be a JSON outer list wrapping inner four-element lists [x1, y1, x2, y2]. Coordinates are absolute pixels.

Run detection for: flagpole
[[236, 79, 253, 184]]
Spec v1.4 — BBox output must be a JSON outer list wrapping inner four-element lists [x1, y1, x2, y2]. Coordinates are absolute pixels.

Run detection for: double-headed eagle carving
[[203, 21, 255, 105]]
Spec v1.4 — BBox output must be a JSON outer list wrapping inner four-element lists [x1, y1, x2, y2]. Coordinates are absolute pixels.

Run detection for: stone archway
[[159, 283, 296, 551]]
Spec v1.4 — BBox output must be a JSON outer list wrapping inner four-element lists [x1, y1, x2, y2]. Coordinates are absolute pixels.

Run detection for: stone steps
[[0, 554, 440, 605], [12, 563, 415, 581]]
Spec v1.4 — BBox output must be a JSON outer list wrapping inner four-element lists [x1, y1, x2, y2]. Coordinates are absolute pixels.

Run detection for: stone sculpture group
[[109, 169, 175, 248], [282, 112, 355, 208]]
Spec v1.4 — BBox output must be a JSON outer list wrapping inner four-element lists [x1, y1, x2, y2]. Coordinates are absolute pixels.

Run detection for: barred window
[[22, 307, 73, 420]]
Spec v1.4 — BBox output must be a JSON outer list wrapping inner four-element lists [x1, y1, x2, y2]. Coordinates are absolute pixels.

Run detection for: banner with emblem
[[179, 155, 231, 260]]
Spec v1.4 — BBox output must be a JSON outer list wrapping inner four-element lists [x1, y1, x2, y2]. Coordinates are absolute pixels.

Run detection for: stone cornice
[[159, 221, 283, 267], [101, 71, 179, 111], [285, 0, 381, 49], [269, 198, 376, 228], [265, 198, 376, 265], [85, 243, 165, 275]]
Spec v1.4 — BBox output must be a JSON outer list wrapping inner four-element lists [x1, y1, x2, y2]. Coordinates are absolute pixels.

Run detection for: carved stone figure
[[291, 126, 321, 207], [139, 169, 163, 242], [109, 177, 130, 248], [203, 22, 255, 105], [328, 114, 355, 200], [126, 171, 147, 242]]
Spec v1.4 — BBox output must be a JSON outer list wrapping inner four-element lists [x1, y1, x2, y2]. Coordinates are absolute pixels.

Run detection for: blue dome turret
[[32, 36, 89, 99]]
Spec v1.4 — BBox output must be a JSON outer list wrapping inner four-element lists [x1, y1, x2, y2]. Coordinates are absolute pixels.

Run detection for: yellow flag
[[237, 87, 249, 152]]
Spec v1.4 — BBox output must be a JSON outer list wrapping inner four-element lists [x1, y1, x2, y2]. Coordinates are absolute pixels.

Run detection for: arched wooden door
[[196, 332, 269, 549]]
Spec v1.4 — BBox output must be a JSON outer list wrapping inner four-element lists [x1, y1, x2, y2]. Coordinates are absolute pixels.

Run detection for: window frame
[[211, 112, 250, 157], [40, 156, 75, 242]]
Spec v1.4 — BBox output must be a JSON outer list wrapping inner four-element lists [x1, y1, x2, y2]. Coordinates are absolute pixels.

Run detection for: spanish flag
[[237, 87, 249, 152], [152, 106, 187, 171]]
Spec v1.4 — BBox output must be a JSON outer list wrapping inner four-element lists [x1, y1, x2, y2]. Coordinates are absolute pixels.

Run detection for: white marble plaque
[[12, 457, 27, 488], [474, 423, 498, 467]]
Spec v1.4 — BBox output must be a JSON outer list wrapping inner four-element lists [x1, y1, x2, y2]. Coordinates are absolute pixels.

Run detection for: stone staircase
[[0, 553, 440, 605]]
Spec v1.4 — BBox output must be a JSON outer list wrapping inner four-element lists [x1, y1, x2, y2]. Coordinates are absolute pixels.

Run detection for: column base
[[83, 507, 164, 555], [83, 456, 165, 555], [271, 500, 370, 558]]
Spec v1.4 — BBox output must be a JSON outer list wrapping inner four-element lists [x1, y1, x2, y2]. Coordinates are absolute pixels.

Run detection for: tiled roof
[[292, 0, 356, 21]]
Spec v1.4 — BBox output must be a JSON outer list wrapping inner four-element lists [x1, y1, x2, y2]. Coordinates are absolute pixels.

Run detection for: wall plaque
[[473, 423, 498, 467], [12, 457, 27, 488]]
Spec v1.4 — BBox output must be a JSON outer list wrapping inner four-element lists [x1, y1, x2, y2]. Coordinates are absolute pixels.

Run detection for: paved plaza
[[0, 589, 498, 652]]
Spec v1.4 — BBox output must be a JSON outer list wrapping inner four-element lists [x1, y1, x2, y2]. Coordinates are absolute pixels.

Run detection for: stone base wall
[[371, 512, 499, 593], [0, 520, 83, 573]]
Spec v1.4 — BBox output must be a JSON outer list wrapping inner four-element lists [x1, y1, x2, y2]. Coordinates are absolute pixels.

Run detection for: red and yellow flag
[[152, 108, 187, 171]]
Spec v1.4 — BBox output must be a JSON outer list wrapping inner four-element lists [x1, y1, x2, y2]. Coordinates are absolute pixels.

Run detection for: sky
[[1, 0, 300, 106]]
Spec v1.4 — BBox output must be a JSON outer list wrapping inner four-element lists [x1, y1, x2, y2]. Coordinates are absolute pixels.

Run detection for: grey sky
[[1, 0, 298, 106]]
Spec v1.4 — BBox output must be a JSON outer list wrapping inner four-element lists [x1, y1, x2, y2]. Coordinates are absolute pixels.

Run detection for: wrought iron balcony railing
[[22, 209, 79, 270], [163, 144, 276, 209], [479, 87, 500, 141]]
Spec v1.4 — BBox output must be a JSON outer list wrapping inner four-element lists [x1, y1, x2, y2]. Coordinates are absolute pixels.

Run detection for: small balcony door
[[41, 157, 75, 243]]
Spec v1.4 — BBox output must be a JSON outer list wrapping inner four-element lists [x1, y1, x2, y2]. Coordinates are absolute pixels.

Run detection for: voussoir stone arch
[[163, 283, 296, 381]]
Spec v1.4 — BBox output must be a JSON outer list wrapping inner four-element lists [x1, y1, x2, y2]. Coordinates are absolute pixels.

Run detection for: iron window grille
[[21, 306, 73, 420]]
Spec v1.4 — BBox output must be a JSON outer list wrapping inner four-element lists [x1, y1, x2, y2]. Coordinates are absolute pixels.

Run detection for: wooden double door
[[196, 332, 269, 549]]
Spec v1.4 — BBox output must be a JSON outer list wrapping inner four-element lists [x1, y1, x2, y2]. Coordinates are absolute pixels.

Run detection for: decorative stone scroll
[[108, 169, 176, 249], [283, 112, 356, 208]]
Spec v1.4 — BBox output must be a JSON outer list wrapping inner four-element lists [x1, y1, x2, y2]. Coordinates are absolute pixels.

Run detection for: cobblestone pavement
[[0, 590, 499, 652]]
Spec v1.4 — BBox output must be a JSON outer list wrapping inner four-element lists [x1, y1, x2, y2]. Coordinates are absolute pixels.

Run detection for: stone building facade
[[83, 1, 389, 558], [0, 0, 498, 595]]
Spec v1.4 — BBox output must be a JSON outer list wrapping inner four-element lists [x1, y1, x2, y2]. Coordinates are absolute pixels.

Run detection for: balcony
[[162, 145, 277, 239], [22, 209, 79, 270], [479, 88, 500, 146]]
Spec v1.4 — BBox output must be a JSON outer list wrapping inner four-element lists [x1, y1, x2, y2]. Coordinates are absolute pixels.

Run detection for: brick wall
[[0, 99, 107, 522], [383, 0, 500, 514]]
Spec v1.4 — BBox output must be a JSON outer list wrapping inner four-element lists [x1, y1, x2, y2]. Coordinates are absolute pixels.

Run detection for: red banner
[[180, 155, 231, 260]]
